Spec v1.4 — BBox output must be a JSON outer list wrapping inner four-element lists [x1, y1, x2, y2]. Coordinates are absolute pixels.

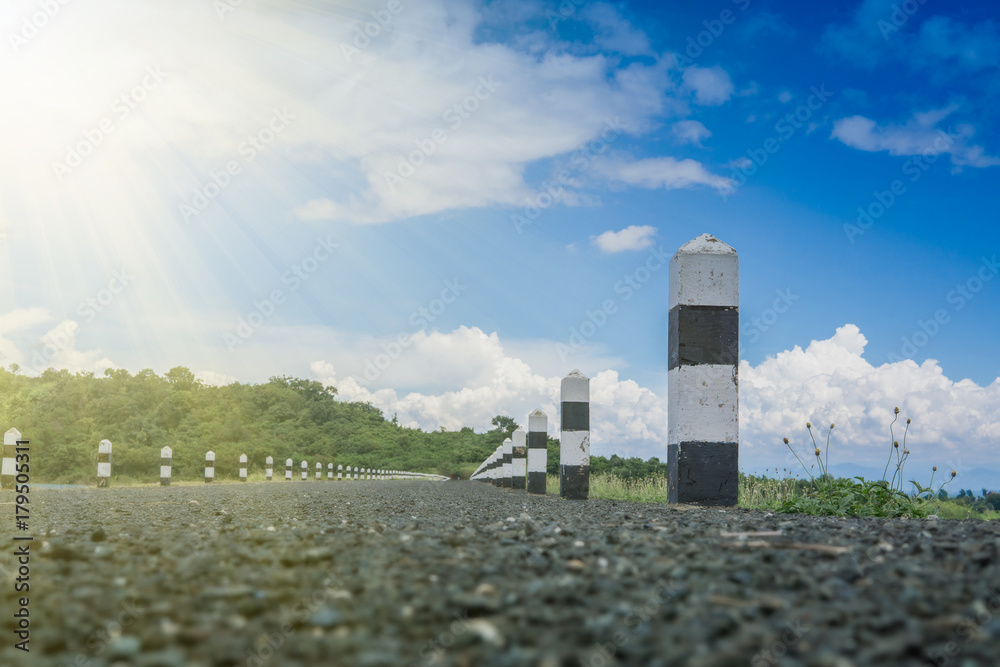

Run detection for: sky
[[1, 0, 998, 482]]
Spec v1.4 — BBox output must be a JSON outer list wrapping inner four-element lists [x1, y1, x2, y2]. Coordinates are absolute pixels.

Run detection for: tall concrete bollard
[[2, 428, 21, 490], [338, 464, 343, 480], [266, 456, 273, 480], [667, 233, 739, 506], [512, 428, 527, 490], [560, 370, 590, 500], [328, 463, 334, 480], [160, 446, 172, 486], [285, 458, 293, 481], [316, 462, 322, 480], [205, 451, 215, 483], [527, 410, 548, 495], [354, 466, 358, 480], [301, 460, 308, 481], [98, 440, 113, 488], [240, 454, 248, 482]]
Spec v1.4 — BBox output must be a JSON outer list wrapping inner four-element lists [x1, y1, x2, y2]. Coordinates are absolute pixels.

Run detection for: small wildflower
[[806, 422, 812, 429], [814, 448, 821, 456], [906, 418, 911, 424], [952, 470, 957, 477], [783, 438, 789, 444], [830, 423, 835, 429], [893, 441, 899, 448], [933, 466, 937, 472], [894, 407, 899, 414]]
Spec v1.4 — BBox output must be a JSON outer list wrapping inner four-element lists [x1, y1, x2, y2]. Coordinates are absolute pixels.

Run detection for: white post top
[[206, 451, 215, 460], [286, 458, 293, 466], [316, 462, 321, 468], [266, 456, 273, 464], [670, 233, 738, 308], [528, 410, 547, 431], [502, 438, 512, 453], [301, 461, 308, 468], [4, 428, 21, 444], [561, 370, 590, 402], [99, 439, 113, 453], [512, 429, 526, 447], [161, 446, 172, 457], [240, 454, 247, 463]]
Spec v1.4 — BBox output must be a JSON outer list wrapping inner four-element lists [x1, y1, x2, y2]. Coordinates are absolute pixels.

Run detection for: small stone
[[91, 528, 107, 542], [468, 618, 504, 646], [108, 635, 141, 659], [475, 583, 498, 596], [309, 606, 345, 628], [567, 559, 585, 572]]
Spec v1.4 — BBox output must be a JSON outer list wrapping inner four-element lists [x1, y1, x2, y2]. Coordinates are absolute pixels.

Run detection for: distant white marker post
[[527, 410, 547, 495], [560, 370, 590, 500]]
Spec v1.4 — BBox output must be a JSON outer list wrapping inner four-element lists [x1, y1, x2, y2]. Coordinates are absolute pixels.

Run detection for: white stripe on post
[[512, 428, 527, 490], [98, 439, 112, 488], [240, 454, 248, 482], [337, 464, 343, 480], [667, 233, 739, 506], [527, 410, 547, 495], [266, 456, 273, 480], [301, 460, 308, 480], [1, 428, 21, 490], [285, 458, 293, 480], [560, 370, 590, 500], [160, 446, 172, 486], [502, 438, 513, 488], [205, 451, 215, 483]]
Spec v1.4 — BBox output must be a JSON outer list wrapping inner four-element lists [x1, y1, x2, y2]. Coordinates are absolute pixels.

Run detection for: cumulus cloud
[[590, 225, 657, 253], [671, 120, 711, 146], [681, 66, 734, 106], [305, 324, 1000, 474], [831, 106, 1000, 169], [582, 2, 652, 56]]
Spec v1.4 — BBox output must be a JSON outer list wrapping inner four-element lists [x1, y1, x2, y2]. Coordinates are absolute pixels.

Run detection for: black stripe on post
[[668, 442, 738, 506], [668, 305, 739, 370], [560, 402, 589, 431]]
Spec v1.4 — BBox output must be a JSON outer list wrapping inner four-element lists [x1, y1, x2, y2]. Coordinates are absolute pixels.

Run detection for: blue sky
[[1, 0, 998, 478]]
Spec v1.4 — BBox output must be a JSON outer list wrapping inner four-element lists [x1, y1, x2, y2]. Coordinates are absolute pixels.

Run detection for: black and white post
[[1, 428, 20, 490], [205, 451, 215, 483], [301, 460, 308, 481], [512, 428, 527, 490], [316, 462, 322, 480], [98, 439, 112, 488], [560, 370, 590, 500], [527, 410, 547, 495], [338, 464, 343, 480], [501, 438, 513, 488], [328, 463, 334, 480], [160, 446, 172, 486], [240, 454, 248, 482], [285, 458, 293, 481], [667, 234, 739, 506], [266, 456, 273, 480]]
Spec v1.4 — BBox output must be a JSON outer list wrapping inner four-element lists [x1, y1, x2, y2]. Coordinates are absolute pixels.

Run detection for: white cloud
[[582, 3, 653, 56], [596, 156, 734, 193], [590, 225, 657, 253], [831, 106, 1000, 169], [681, 66, 734, 106], [778, 91, 793, 103], [671, 120, 711, 146], [196, 370, 238, 387]]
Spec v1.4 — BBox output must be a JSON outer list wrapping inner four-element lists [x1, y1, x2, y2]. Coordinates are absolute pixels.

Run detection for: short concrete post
[[667, 234, 739, 506], [560, 370, 590, 500], [328, 463, 334, 480], [501, 438, 513, 488], [285, 458, 293, 480], [354, 466, 358, 480], [204, 451, 215, 483], [338, 464, 343, 480], [160, 446, 172, 486], [512, 428, 527, 490], [2, 428, 21, 490], [316, 462, 322, 480], [98, 440, 112, 487], [240, 454, 248, 482], [266, 456, 273, 480], [528, 410, 547, 495], [301, 460, 308, 481]]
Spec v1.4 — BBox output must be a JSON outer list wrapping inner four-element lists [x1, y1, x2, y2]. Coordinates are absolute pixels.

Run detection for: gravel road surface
[[2, 481, 999, 666]]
